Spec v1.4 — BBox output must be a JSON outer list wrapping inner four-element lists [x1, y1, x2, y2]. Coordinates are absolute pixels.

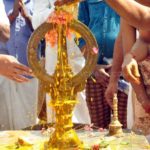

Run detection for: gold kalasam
[[27, 7, 98, 150]]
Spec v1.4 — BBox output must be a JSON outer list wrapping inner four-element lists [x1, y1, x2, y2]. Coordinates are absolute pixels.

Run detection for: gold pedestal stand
[[109, 93, 123, 136], [27, 2, 98, 149]]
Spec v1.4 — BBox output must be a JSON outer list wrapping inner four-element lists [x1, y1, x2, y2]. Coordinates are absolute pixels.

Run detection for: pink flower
[[92, 47, 98, 54]]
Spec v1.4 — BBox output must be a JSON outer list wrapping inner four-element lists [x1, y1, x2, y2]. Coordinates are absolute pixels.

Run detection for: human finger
[[11, 74, 30, 82], [13, 68, 34, 77], [14, 63, 32, 73], [6, 75, 25, 83]]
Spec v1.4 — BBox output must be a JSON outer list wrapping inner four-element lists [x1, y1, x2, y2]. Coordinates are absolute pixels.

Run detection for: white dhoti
[[0, 77, 38, 130]]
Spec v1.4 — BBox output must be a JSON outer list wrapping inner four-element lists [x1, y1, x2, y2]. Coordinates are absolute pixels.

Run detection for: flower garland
[[45, 10, 73, 47]]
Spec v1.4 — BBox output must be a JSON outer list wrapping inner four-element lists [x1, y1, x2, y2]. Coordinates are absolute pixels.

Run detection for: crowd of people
[[0, 0, 150, 141]]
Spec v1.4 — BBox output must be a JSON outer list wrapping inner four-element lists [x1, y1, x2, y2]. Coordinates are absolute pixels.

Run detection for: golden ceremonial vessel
[[109, 93, 123, 136], [27, 1, 98, 149]]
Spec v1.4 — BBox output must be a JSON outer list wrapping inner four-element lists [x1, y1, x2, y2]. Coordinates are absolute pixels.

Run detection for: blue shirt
[[78, 0, 120, 64], [0, 0, 33, 66]]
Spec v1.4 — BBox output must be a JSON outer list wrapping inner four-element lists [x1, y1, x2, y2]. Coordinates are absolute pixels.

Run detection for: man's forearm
[[106, 0, 150, 30], [0, 24, 10, 42], [109, 32, 123, 83]]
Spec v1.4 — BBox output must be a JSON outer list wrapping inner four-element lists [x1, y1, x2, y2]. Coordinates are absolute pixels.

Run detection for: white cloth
[[0, 0, 38, 130], [32, 0, 54, 29], [0, 0, 9, 26], [127, 84, 134, 129], [0, 77, 38, 130], [32, 0, 91, 124]]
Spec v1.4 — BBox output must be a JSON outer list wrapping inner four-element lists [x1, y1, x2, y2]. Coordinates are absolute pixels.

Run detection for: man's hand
[[122, 53, 141, 84], [105, 82, 118, 108], [20, 1, 33, 31], [93, 65, 110, 87], [20, 2, 28, 19], [12, 0, 22, 18], [0, 55, 33, 82]]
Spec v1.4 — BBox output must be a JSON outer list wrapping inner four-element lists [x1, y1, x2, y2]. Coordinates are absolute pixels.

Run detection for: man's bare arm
[[105, 19, 136, 105], [106, 0, 150, 30], [54, 0, 150, 29], [105, 29, 123, 107], [109, 31, 123, 83]]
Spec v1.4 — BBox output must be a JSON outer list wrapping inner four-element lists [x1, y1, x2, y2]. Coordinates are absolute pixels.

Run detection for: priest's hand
[[122, 53, 141, 84], [0, 55, 33, 82]]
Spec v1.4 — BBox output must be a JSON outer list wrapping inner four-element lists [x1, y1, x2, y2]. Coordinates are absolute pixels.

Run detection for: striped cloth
[[86, 77, 128, 128]]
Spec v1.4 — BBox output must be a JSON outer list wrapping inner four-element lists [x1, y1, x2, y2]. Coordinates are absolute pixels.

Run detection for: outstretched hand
[[0, 55, 33, 82]]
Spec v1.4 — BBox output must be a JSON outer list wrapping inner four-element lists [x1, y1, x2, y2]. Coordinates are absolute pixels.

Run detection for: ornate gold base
[[109, 120, 123, 136], [44, 129, 83, 150]]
